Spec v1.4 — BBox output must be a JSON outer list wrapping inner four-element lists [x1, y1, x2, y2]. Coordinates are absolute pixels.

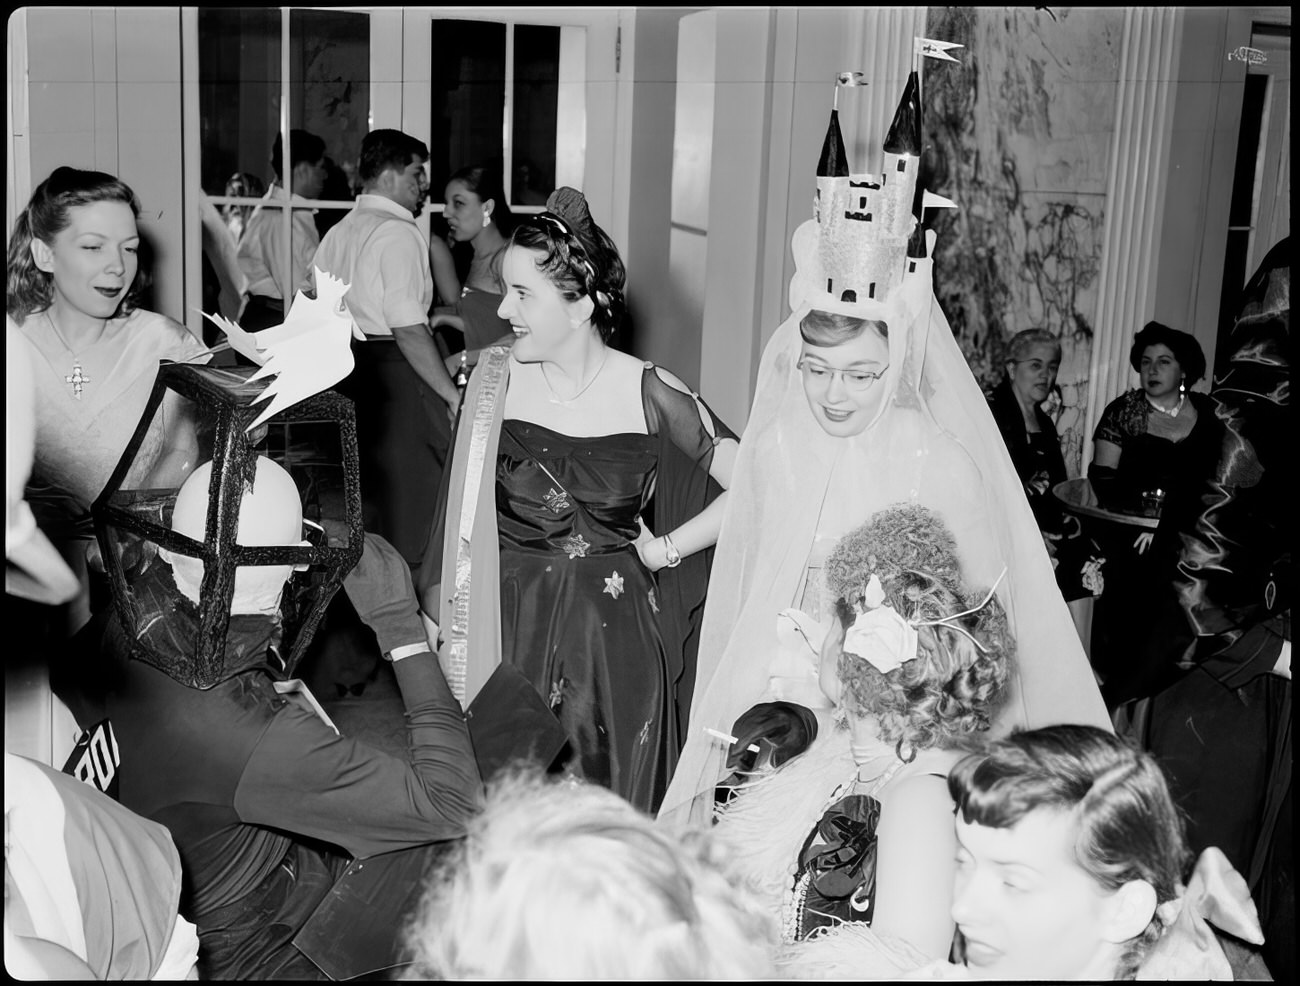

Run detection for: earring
[[1179, 380, 1186, 395], [483, 212, 491, 227]]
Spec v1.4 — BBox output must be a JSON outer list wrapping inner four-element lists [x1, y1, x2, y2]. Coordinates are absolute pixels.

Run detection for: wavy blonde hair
[[402, 769, 777, 980]]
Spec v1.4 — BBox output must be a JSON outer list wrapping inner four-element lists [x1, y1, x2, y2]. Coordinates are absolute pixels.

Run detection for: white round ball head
[[167, 455, 305, 614]]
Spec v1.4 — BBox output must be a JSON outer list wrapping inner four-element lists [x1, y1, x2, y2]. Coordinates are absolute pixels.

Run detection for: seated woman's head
[[948, 724, 1188, 981], [1128, 321, 1206, 401], [797, 308, 890, 438], [7, 166, 149, 323], [499, 187, 626, 353], [403, 770, 776, 980], [1004, 329, 1061, 407], [819, 503, 1013, 757], [444, 164, 515, 245]]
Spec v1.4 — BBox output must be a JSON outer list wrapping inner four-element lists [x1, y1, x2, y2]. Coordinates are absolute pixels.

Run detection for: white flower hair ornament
[[842, 570, 1007, 675]]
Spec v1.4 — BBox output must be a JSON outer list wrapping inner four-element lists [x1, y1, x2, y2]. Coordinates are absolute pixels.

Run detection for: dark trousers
[[336, 339, 451, 572], [196, 842, 347, 980], [1146, 669, 1294, 981], [241, 295, 286, 332]]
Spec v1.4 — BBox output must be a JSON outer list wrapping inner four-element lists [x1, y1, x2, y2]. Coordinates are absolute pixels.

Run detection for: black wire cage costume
[[92, 362, 365, 689]]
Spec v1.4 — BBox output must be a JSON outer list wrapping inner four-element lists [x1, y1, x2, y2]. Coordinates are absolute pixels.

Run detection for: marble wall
[[924, 6, 1123, 473]]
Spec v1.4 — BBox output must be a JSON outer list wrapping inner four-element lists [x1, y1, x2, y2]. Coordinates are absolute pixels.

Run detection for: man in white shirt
[[311, 129, 461, 571], [237, 130, 327, 330]]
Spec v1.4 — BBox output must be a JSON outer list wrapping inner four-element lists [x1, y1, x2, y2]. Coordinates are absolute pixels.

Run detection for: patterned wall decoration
[[923, 6, 1124, 473]]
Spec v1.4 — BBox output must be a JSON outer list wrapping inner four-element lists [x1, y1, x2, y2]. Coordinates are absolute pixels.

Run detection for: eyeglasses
[[796, 357, 889, 393]]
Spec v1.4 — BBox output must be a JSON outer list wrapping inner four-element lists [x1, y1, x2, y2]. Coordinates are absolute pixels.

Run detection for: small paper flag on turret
[[834, 71, 867, 112], [922, 190, 959, 211], [915, 38, 964, 62]]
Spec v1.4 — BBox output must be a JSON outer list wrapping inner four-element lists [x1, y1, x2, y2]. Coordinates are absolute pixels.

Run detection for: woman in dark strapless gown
[[495, 367, 734, 808], [421, 189, 737, 813]]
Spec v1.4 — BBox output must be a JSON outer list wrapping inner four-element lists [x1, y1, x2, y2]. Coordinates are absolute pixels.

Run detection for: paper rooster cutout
[[201, 267, 363, 431]]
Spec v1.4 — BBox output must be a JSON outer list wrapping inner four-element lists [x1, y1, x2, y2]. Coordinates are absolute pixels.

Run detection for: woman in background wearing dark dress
[[1088, 321, 1220, 533], [1087, 321, 1222, 705], [428, 166, 517, 379], [420, 187, 738, 813], [988, 329, 1103, 603]]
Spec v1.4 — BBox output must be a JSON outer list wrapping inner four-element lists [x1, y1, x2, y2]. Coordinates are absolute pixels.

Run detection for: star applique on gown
[[494, 420, 674, 813]]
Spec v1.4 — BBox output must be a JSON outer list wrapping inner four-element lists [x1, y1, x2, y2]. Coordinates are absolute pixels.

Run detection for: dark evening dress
[[1088, 388, 1224, 704], [492, 366, 733, 813]]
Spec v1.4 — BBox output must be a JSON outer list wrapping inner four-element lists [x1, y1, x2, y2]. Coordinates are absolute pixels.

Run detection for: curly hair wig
[[826, 503, 1014, 753]]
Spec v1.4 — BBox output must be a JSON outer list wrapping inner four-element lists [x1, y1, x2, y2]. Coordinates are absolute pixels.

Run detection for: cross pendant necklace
[[65, 362, 91, 398], [45, 311, 97, 399]]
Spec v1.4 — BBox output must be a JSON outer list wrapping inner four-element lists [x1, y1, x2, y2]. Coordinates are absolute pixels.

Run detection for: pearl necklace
[[781, 754, 906, 942], [541, 350, 609, 406], [1146, 392, 1185, 418], [44, 311, 104, 400]]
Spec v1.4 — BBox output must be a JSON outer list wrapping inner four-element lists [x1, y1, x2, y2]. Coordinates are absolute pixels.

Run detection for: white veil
[[659, 222, 1109, 825]]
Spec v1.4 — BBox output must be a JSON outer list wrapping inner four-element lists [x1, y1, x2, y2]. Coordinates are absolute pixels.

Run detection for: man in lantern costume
[[77, 360, 480, 979]]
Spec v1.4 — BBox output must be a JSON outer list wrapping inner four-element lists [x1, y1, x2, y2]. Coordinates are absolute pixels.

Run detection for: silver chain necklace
[[540, 350, 609, 406]]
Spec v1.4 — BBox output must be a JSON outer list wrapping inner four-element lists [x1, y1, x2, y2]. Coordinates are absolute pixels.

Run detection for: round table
[[1051, 477, 1160, 530]]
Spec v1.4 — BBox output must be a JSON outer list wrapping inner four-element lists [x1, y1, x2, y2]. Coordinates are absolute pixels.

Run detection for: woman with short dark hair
[[419, 187, 738, 814], [1089, 320, 1218, 506], [1087, 322, 1223, 704]]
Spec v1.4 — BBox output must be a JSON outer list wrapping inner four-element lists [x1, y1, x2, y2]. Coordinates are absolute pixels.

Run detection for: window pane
[[199, 9, 367, 205], [429, 20, 506, 190], [511, 25, 560, 206], [198, 8, 280, 198], [289, 8, 369, 232]]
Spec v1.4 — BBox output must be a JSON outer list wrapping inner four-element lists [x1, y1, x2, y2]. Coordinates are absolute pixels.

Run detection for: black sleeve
[[234, 652, 480, 858], [641, 364, 738, 470]]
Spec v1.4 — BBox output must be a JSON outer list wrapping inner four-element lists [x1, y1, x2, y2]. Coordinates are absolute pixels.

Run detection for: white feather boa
[[713, 725, 858, 926], [712, 724, 950, 980]]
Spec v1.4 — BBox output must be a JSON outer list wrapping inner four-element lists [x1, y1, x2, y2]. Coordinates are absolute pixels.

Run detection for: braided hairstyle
[[509, 187, 626, 341]]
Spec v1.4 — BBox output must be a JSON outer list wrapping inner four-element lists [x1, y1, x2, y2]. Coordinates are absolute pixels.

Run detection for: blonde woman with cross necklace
[[7, 167, 207, 630], [419, 187, 738, 814]]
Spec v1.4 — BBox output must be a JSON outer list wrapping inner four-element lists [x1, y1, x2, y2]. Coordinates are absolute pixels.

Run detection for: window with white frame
[[184, 7, 605, 339], [194, 7, 369, 334], [427, 17, 587, 211]]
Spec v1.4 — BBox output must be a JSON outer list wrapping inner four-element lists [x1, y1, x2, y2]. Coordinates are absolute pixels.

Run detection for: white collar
[[355, 193, 417, 222]]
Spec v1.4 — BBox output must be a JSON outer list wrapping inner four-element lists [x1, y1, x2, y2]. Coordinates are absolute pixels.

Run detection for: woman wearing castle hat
[[659, 69, 1109, 827]]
